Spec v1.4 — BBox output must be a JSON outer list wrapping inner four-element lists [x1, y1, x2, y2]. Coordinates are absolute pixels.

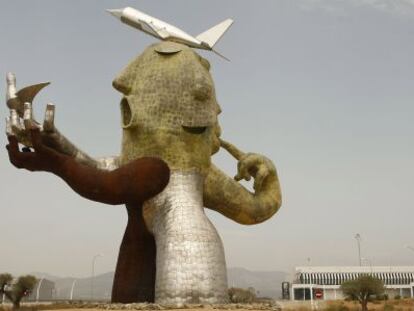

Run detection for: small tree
[[0, 273, 37, 309], [228, 287, 257, 303], [0, 273, 13, 304], [341, 275, 385, 311]]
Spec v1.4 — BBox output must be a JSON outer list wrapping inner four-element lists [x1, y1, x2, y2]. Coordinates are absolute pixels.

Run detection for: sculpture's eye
[[192, 81, 212, 101], [182, 126, 207, 134], [120, 97, 133, 128]]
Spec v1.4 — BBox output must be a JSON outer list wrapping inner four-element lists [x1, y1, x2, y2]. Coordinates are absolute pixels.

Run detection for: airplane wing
[[140, 20, 170, 39]]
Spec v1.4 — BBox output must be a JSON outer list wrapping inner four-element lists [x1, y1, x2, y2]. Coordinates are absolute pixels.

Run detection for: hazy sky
[[1, 0, 413, 278]]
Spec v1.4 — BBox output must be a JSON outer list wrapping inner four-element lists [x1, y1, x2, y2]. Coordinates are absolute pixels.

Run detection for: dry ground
[[283, 299, 414, 311], [1, 300, 413, 311], [41, 310, 262, 311]]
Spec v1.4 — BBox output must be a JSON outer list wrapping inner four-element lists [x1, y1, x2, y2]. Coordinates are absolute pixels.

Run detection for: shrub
[[341, 275, 385, 311], [377, 294, 389, 301], [0, 274, 37, 309], [228, 287, 257, 303]]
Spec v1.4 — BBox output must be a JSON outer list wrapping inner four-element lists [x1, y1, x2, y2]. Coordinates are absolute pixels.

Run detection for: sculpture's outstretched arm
[[5, 73, 119, 170], [204, 139, 282, 225], [6, 126, 170, 205]]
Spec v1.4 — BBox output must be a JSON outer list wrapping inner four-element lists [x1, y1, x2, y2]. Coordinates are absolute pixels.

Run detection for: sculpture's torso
[[144, 170, 228, 304]]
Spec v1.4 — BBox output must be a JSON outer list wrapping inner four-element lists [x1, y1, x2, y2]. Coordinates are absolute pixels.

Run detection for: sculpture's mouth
[[182, 126, 207, 134], [120, 97, 133, 128]]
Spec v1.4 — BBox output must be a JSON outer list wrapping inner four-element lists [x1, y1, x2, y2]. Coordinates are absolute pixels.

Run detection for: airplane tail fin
[[196, 18, 234, 49]]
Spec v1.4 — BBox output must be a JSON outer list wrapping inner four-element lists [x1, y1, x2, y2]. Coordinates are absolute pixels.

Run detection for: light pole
[[54, 286, 59, 300], [36, 278, 44, 302], [91, 254, 103, 301], [355, 233, 362, 266], [69, 279, 77, 301]]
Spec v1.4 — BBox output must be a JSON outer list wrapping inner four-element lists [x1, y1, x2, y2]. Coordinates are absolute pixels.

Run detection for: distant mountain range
[[32, 268, 288, 300]]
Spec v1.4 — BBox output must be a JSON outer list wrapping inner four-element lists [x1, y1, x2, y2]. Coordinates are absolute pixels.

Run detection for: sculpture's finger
[[6, 134, 35, 169], [220, 138, 245, 161], [6, 72, 17, 101], [10, 109, 23, 134], [253, 165, 269, 191], [30, 128, 58, 164], [236, 154, 266, 183], [23, 102, 34, 130], [5, 117, 13, 137], [6, 135, 23, 168], [43, 103, 55, 132], [235, 158, 252, 182], [6, 135, 19, 152], [221, 139, 252, 181], [30, 128, 44, 151]]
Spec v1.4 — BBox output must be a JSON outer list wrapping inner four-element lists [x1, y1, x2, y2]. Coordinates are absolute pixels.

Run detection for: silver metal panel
[[144, 170, 228, 305]]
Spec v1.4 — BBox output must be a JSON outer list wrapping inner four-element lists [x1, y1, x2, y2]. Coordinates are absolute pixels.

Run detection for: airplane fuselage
[[116, 7, 210, 50]]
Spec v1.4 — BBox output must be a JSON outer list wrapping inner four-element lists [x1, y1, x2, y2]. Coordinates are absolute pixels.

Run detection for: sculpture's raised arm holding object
[[6, 126, 169, 205], [6, 72, 120, 170]]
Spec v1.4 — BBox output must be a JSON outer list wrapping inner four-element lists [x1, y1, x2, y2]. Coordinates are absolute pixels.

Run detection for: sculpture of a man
[[5, 41, 282, 304]]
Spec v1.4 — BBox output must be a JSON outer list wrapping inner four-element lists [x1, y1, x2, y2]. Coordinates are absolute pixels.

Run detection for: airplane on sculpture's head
[[107, 7, 233, 60]]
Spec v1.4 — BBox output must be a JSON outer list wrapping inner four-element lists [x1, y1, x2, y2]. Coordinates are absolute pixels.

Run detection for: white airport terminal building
[[291, 266, 414, 301]]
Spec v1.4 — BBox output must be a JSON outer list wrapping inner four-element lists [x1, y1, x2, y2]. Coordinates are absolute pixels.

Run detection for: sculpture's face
[[114, 42, 222, 173]]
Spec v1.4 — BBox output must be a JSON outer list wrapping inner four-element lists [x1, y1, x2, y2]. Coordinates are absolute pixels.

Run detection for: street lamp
[[54, 286, 59, 300], [36, 278, 44, 302], [91, 253, 103, 301], [355, 234, 362, 266], [69, 279, 77, 301]]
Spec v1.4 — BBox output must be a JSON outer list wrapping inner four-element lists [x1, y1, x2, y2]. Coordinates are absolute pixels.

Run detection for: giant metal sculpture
[[5, 7, 282, 305]]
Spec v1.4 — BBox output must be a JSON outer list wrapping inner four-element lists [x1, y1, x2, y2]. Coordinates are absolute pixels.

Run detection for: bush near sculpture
[[340, 275, 385, 311], [227, 287, 258, 303], [0, 273, 37, 309]]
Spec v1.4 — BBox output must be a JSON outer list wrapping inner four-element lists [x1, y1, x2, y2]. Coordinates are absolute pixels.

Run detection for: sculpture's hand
[[235, 153, 276, 191], [220, 139, 276, 191], [205, 139, 282, 225], [7, 103, 57, 149], [6, 124, 64, 173], [6, 73, 57, 148], [5, 73, 117, 170]]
